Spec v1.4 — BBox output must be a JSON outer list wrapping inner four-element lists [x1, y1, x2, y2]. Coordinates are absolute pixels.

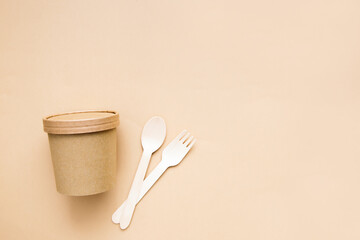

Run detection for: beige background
[[1, 0, 360, 239]]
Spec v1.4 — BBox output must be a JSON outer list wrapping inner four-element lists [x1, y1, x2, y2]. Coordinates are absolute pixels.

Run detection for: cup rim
[[43, 110, 119, 134]]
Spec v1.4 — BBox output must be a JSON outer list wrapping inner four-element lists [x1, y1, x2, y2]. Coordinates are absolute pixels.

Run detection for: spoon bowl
[[141, 117, 166, 152]]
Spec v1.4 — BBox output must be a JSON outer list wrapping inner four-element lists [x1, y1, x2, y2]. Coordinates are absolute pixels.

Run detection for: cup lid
[[43, 110, 119, 134]]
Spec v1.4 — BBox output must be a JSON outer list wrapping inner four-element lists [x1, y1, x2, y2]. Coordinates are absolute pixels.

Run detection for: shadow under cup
[[43, 110, 119, 196]]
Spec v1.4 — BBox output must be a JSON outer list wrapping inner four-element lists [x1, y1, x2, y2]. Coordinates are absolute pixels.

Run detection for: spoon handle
[[119, 150, 152, 229], [112, 161, 168, 224]]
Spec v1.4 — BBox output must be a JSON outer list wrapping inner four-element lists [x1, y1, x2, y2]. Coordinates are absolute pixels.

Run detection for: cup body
[[48, 129, 117, 196]]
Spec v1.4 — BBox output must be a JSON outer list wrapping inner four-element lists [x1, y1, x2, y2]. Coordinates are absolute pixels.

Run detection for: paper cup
[[43, 110, 119, 196]]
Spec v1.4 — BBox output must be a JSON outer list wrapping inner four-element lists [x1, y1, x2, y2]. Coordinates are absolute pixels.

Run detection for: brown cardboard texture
[[43, 110, 119, 196]]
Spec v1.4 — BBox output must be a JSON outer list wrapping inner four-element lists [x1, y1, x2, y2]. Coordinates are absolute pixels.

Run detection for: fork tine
[[187, 138, 197, 149], [184, 136, 194, 146], [180, 133, 191, 143], [164, 130, 187, 150], [175, 130, 187, 141]]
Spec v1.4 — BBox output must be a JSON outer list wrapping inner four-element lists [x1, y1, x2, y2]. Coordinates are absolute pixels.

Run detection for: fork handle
[[139, 161, 168, 201], [112, 161, 169, 224]]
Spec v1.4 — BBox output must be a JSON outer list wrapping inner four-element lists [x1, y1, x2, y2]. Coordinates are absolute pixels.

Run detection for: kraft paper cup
[[43, 110, 119, 196]]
